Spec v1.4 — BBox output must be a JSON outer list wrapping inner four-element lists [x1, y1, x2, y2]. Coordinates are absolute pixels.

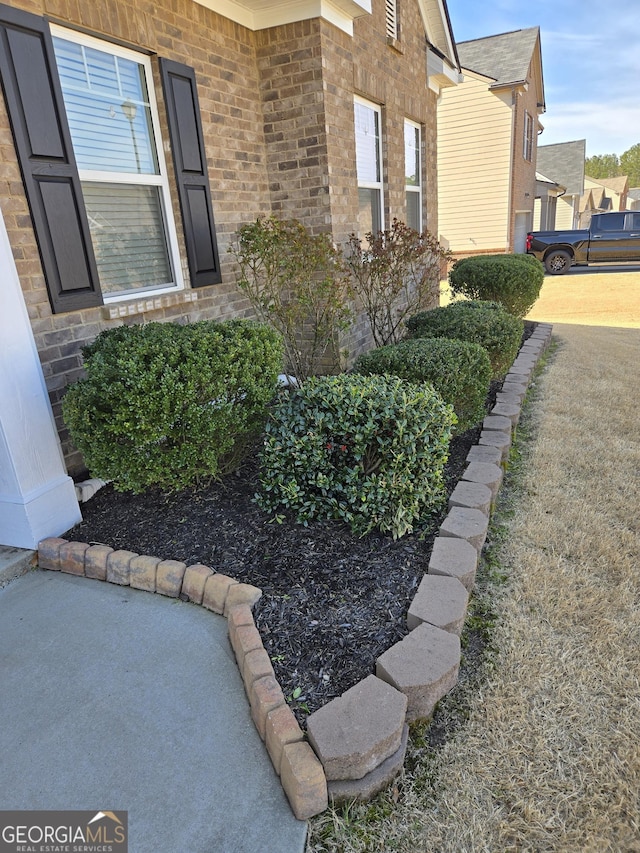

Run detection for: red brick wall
[[0, 0, 441, 473], [334, 0, 441, 358], [256, 20, 331, 231], [508, 70, 540, 248], [0, 0, 276, 472]]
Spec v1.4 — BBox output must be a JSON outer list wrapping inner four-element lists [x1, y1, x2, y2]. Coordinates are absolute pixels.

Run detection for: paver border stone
[[35, 325, 552, 818]]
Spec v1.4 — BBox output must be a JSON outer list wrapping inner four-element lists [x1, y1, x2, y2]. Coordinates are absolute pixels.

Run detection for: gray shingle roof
[[457, 27, 540, 86], [537, 140, 586, 197]]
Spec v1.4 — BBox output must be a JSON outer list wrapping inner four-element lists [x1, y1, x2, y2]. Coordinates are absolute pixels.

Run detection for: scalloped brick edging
[[300, 322, 553, 802], [36, 537, 327, 821], [38, 322, 552, 818]]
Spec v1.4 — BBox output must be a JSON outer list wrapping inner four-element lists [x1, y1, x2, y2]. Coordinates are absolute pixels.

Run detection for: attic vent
[[385, 0, 398, 40]]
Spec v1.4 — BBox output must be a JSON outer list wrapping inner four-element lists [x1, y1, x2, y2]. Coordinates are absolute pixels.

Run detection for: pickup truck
[[526, 211, 640, 274]]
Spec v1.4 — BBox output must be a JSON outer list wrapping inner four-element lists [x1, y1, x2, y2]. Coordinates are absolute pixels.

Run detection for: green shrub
[[229, 217, 352, 382], [63, 320, 283, 493], [353, 337, 491, 434], [257, 373, 456, 539], [405, 300, 523, 378], [448, 253, 544, 318]]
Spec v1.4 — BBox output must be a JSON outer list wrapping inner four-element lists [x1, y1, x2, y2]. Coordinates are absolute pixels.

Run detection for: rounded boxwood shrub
[[62, 319, 283, 493], [257, 373, 456, 539], [448, 253, 544, 318], [353, 337, 491, 434], [405, 300, 523, 378]]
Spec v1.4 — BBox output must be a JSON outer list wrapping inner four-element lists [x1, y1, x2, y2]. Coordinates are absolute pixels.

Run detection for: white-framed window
[[354, 96, 384, 237], [404, 119, 422, 232], [523, 110, 534, 162], [385, 0, 399, 40], [50, 26, 183, 301]]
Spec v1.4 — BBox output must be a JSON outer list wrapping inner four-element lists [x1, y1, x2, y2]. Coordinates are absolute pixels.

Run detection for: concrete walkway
[[0, 569, 308, 853]]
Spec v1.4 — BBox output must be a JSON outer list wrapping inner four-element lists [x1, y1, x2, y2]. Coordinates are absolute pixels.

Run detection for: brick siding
[[508, 66, 540, 247], [0, 0, 441, 473]]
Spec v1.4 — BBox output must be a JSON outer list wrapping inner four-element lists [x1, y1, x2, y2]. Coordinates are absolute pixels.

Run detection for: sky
[[446, 0, 640, 158]]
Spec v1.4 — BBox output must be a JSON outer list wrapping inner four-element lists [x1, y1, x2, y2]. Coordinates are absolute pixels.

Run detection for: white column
[[0, 207, 81, 548]]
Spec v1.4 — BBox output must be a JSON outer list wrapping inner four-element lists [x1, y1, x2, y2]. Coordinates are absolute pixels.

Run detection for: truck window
[[596, 213, 625, 231], [630, 213, 640, 231]]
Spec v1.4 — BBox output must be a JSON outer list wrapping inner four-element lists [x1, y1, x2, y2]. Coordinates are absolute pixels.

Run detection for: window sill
[[101, 289, 198, 320], [387, 36, 403, 54]]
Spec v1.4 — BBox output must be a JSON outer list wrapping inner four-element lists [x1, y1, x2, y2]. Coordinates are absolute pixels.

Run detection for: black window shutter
[[159, 58, 221, 288], [0, 4, 102, 313]]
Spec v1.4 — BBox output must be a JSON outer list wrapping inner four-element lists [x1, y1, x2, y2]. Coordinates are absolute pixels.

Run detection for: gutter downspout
[[506, 86, 517, 253]]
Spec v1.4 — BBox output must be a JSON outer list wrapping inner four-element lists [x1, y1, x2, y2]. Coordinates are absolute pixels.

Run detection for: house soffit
[[460, 66, 497, 86], [536, 171, 566, 193], [418, 0, 458, 68], [193, 0, 372, 35]]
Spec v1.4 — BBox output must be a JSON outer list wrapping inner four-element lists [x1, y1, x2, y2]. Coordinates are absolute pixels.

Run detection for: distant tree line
[[585, 143, 640, 186]]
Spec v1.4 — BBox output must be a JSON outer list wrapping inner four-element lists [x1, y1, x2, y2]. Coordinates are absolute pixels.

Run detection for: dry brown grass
[[527, 269, 640, 328], [307, 301, 640, 851], [442, 265, 640, 329]]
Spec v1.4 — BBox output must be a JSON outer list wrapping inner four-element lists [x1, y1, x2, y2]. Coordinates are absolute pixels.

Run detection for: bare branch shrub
[[345, 219, 452, 347]]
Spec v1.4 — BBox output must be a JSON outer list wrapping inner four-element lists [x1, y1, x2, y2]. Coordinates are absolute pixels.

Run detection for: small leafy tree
[[344, 219, 453, 347], [585, 153, 620, 180], [229, 217, 352, 383], [620, 143, 640, 187]]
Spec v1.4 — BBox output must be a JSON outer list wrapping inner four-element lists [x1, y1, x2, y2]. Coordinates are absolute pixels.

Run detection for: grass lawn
[[308, 273, 640, 852]]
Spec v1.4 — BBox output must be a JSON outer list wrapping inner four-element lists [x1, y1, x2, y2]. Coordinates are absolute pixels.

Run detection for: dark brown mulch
[[67, 435, 473, 725], [66, 326, 532, 727]]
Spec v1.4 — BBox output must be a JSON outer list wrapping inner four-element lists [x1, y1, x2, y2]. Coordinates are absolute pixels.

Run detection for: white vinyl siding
[[51, 26, 183, 300], [437, 74, 513, 253], [555, 196, 578, 230]]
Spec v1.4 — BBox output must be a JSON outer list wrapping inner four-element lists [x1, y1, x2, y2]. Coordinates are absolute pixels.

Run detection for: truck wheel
[[544, 249, 572, 275]]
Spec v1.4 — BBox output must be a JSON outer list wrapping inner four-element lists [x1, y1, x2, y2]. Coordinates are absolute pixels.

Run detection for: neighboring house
[[627, 189, 640, 210], [534, 172, 566, 231], [584, 175, 630, 213], [0, 0, 460, 548], [437, 27, 545, 257], [534, 140, 585, 230], [579, 184, 610, 227], [577, 188, 597, 227]]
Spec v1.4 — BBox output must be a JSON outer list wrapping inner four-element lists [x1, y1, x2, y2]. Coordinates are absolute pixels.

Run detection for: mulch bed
[[67, 326, 532, 727]]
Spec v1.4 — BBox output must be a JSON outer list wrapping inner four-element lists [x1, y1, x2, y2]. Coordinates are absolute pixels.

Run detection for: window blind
[[53, 36, 158, 174], [82, 182, 171, 293], [355, 101, 380, 183]]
